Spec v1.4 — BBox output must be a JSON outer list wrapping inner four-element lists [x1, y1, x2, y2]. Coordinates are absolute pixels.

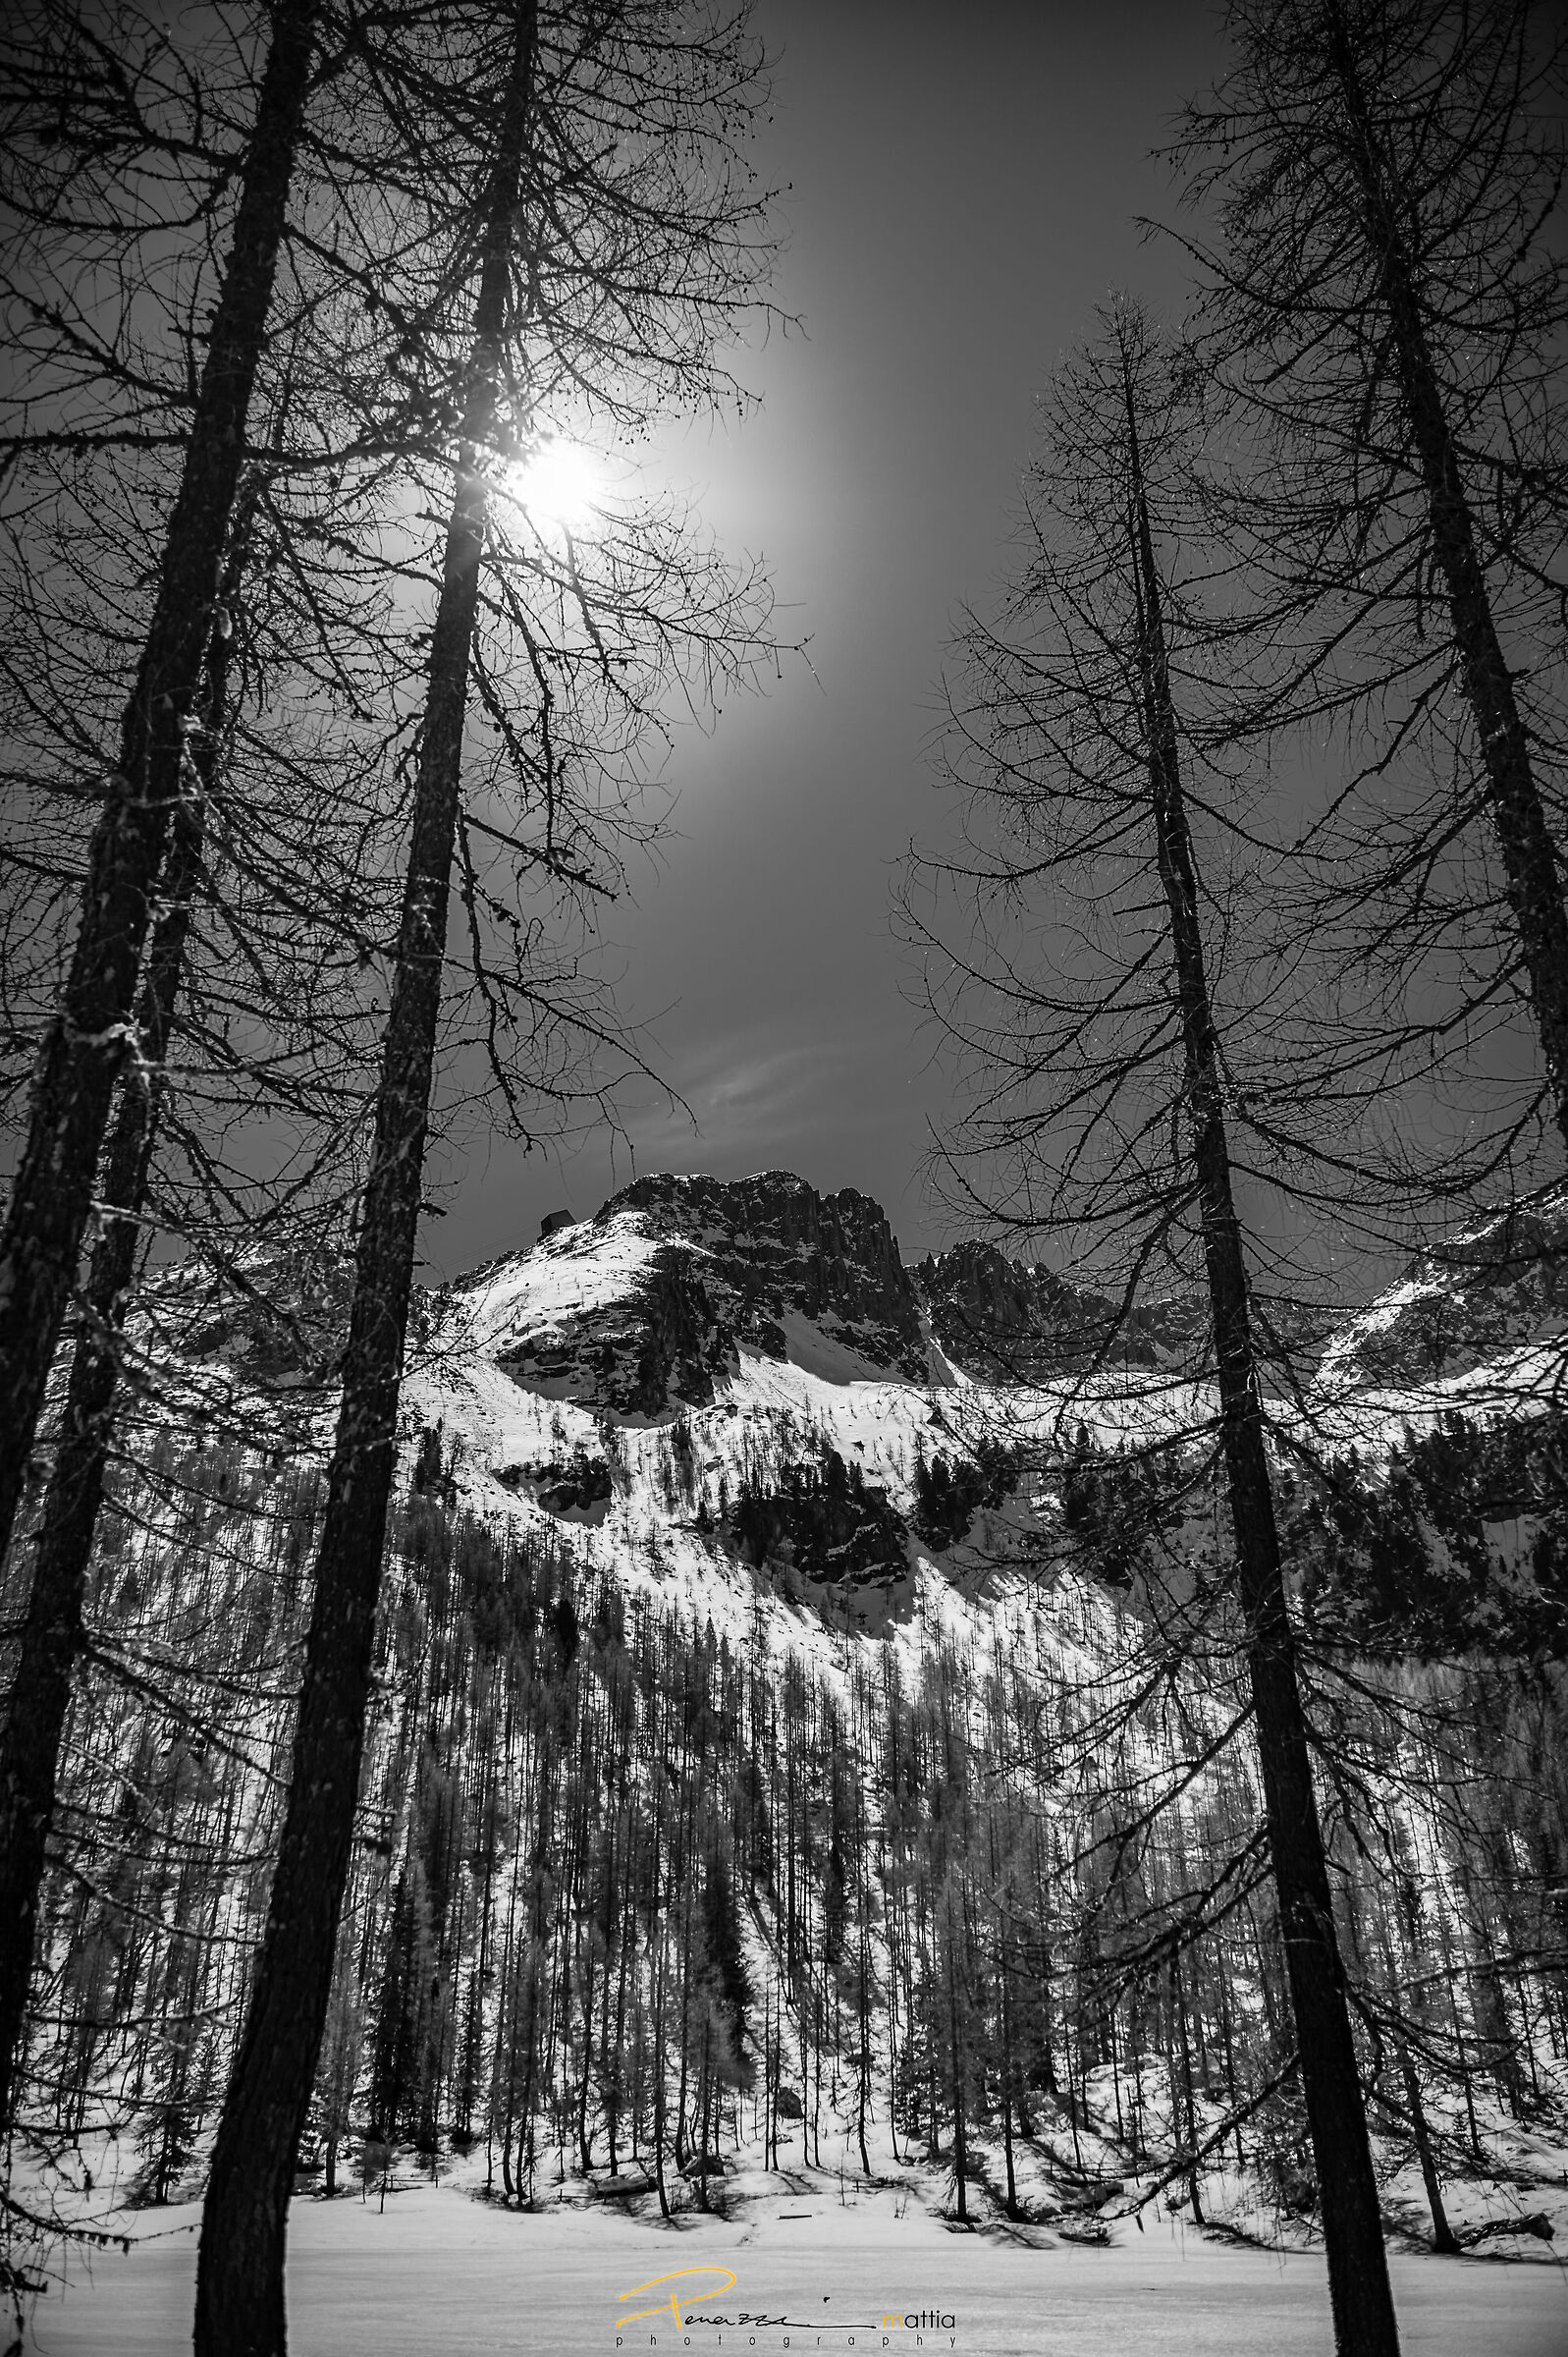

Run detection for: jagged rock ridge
[[450, 1170, 929, 1416], [1319, 1185, 1568, 1392], [447, 1169, 1568, 1417], [914, 1237, 1201, 1384], [158, 1170, 1568, 1421]]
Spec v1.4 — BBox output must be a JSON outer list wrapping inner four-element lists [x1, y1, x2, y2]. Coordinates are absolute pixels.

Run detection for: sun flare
[[505, 438, 603, 536]]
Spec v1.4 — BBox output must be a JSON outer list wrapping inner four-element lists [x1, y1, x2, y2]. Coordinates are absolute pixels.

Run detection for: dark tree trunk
[[0, 0, 319, 1571], [0, 492, 252, 2130], [993, 1826, 1020, 2220], [653, 1935, 671, 2217], [1398, 2041, 1459, 2256], [193, 15, 538, 2351], [1326, 3, 1568, 1155], [1172, 1957, 1206, 2226], [946, 1897, 967, 2224], [1125, 391, 1401, 2357]]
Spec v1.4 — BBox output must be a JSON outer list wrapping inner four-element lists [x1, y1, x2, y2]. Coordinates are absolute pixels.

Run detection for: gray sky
[[428, 0, 1228, 1280]]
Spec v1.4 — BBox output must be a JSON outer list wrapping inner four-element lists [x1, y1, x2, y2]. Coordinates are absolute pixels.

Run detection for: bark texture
[[0, 0, 319, 1572], [0, 497, 250, 2131], [1326, 2, 1568, 1155], [1126, 393, 1401, 2356], [193, 13, 538, 2349]]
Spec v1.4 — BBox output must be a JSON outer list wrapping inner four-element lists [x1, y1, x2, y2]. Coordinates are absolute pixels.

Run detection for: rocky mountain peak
[[609, 1168, 920, 1329], [913, 1235, 1200, 1384], [452, 1169, 929, 1416], [1318, 1183, 1568, 1392]]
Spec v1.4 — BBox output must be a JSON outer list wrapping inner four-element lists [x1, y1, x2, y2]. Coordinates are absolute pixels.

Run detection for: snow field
[[25, 2175, 1568, 2357]]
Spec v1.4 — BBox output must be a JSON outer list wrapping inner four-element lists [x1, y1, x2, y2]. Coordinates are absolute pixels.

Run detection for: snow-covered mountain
[[445, 1170, 937, 1415], [1316, 1185, 1568, 1393], [138, 1165, 1568, 1484], [352, 1162, 1568, 1679], [913, 1235, 1202, 1383], [433, 1165, 1568, 1425]]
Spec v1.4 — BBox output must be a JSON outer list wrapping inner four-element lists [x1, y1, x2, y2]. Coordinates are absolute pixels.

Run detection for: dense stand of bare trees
[[9, 1415, 1564, 2267], [2, 6, 1566, 2354]]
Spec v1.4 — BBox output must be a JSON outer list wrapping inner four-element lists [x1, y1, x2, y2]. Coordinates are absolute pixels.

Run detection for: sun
[[505, 438, 603, 536]]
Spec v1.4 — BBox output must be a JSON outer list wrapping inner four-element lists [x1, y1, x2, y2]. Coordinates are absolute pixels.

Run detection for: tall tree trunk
[[693, 2023, 712, 2213], [1384, 1876, 1460, 2256], [0, 0, 319, 1569], [0, 495, 252, 2131], [946, 1891, 968, 2225], [193, 14, 539, 2350], [1172, 1956, 1206, 2227], [1325, 2, 1568, 1154], [653, 1920, 671, 2218], [1398, 2039, 1459, 2255], [1125, 389, 1401, 2357]]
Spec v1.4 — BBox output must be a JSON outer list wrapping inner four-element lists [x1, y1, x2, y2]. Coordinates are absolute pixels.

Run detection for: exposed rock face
[[456, 1170, 928, 1416], [433, 1162, 1568, 1424], [914, 1238, 1199, 1384], [614, 1170, 923, 1362], [141, 1241, 357, 1391]]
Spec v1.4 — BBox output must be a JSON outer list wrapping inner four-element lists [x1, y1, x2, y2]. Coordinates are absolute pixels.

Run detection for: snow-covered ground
[[26, 2176, 1568, 2356]]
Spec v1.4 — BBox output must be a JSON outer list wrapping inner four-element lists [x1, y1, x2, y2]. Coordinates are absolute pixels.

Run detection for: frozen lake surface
[[25, 2181, 1568, 2356]]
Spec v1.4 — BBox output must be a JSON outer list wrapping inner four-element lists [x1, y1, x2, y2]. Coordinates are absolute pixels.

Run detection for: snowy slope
[[380, 1163, 1568, 1672]]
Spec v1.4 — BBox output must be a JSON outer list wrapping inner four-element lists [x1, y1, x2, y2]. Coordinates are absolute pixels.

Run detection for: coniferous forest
[[10, 1375, 1568, 2258], [3, 5, 1568, 2356]]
